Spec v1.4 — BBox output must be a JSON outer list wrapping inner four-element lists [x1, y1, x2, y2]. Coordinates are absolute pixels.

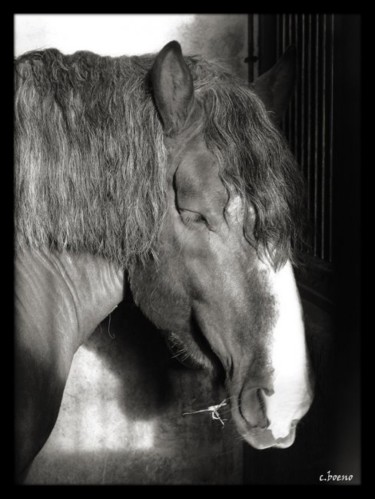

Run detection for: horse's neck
[[15, 247, 124, 351]]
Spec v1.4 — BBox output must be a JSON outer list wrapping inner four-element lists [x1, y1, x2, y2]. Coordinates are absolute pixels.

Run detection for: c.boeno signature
[[319, 470, 353, 482]]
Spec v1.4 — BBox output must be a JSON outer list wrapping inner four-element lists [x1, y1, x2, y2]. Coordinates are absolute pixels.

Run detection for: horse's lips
[[163, 332, 298, 450], [229, 391, 298, 450], [243, 425, 297, 450]]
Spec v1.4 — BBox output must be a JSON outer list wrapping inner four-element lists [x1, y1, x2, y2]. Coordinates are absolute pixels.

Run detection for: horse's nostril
[[239, 387, 269, 429]]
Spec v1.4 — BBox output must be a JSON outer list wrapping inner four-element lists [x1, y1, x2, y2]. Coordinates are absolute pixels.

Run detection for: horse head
[[130, 41, 313, 450]]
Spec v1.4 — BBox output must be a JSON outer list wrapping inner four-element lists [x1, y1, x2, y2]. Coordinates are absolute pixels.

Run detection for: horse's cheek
[[129, 251, 191, 333]]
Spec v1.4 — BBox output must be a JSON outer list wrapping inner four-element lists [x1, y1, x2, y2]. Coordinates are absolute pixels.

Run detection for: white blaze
[[212, 194, 311, 442], [262, 260, 311, 440]]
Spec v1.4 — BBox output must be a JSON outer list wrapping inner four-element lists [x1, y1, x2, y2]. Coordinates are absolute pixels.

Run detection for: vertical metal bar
[[306, 15, 312, 237], [299, 14, 306, 254], [253, 14, 259, 80], [280, 14, 283, 56], [248, 14, 253, 83], [321, 14, 327, 260], [282, 15, 287, 132], [329, 14, 335, 263], [314, 15, 319, 257], [295, 14, 301, 252], [276, 14, 280, 58], [288, 14, 293, 149], [294, 14, 299, 164], [301, 14, 305, 194]]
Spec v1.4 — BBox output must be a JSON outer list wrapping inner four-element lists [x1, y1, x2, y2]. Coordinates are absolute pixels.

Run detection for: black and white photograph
[[14, 13, 361, 485]]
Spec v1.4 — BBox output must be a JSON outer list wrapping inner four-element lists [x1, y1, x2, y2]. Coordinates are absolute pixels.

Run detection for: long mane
[[15, 48, 302, 269]]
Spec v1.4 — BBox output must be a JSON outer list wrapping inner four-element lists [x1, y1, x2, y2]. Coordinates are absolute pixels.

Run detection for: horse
[[14, 40, 313, 480]]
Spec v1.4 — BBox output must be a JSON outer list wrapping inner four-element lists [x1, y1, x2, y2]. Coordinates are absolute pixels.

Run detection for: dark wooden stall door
[[244, 14, 361, 484]]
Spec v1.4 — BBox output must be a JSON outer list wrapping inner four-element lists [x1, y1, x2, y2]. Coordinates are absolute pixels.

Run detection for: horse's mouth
[[242, 425, 297, 450], [164, 333, 298, 450], [238, 388, 268, 427], [231, 389, 299, 450]]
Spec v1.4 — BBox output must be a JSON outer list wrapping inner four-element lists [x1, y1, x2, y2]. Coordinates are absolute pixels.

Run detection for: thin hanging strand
[[107, 313, 115, 339]]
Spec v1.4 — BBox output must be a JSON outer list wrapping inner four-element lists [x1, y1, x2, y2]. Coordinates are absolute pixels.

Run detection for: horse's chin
[[241, 426, 297, 450], [229, 395, 297, 450]]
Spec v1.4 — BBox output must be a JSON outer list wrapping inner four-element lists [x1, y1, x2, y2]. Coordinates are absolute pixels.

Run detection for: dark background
[[244, 14, 361, 484]]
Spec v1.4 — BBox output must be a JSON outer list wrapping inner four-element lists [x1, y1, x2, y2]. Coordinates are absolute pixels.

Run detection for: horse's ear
[[252, 46, 296, 123], [151, 41, 196, 136]]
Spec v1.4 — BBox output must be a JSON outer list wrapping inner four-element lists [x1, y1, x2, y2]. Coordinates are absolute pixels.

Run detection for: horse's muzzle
[[244, 425, 297, 450], [234, 382, 311, 449]]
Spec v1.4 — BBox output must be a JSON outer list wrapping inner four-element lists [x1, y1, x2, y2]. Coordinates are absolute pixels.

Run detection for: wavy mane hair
[[15, 48, 303, 269]]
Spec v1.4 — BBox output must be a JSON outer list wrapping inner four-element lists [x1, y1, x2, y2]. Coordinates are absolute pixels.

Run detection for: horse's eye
[[179, 209, 208, 228]]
